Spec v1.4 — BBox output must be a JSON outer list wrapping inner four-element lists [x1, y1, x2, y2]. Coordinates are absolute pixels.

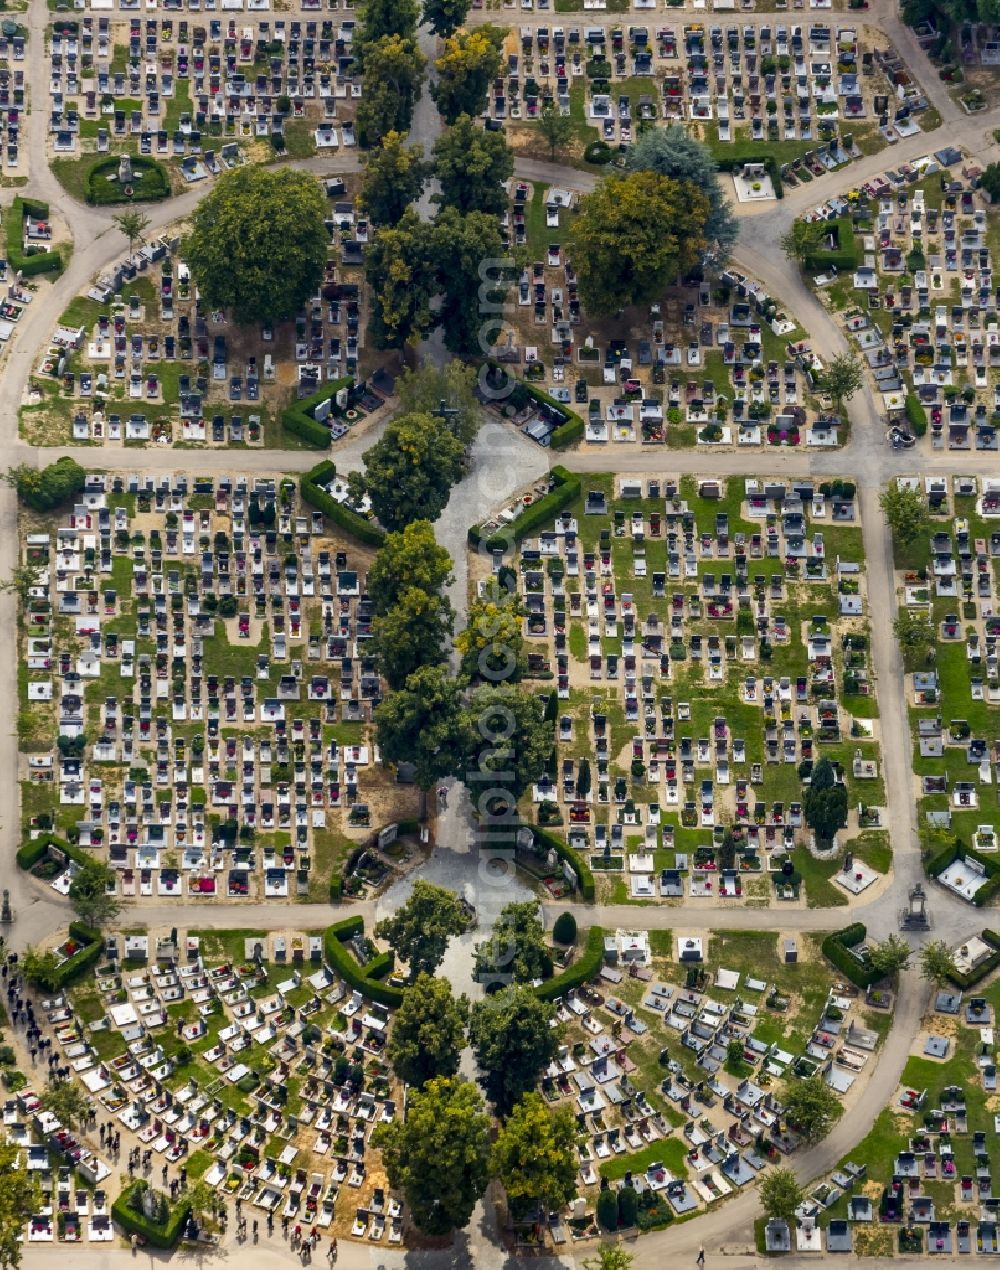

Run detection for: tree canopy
[[803, 756, 847, 845], [375, 665, 469, 789], [356, 0, 419, 49], [474, 901, 552, 986], [823, 353, 864, 407], [434, 206, 507, 355], [880, 481, 927, 545], [464, 684, 552, 802], [365, 211, 439, 348], [360, 131, 427, 226], [432, 30, 504, 125], [433, 114, 514, 214], [759, 1167, 804, 1223], [366, 520, 454, 615], [356, 35, 427, 145], [867, 935, 912, 979], [894, 610, 934, 671], [491, 1093, 579, 1217], [423, 0, 471, 36], [184, 168, 328, 325], [40, 1079, 90, 1130], [396, 361, 483, 449], [469, 985, 559, 1115], [570, 171, 710, 315], [370, 585, 455, 690], [920, 939, 958, 987], [359, 411, 466, 531], [375, 880, 471, 979], [6, 457, 86, 512], [68, 858, 122, 929], [374, 1077, 490, 1235], [0, 1141, 39, 1269], [780, 219, 825, 265], [386, 973, 469, 1087], [626, 125, 738, 261], [782, 1076, 842, 1142], [538, 104, 573, 159], [456, 583, 525, 681]]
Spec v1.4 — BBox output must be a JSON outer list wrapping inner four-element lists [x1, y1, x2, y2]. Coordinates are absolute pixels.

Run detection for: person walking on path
[[697, 1247, 705, 1266]]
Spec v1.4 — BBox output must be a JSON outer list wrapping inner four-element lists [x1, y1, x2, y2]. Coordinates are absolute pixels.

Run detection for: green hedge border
[[513, 380, 586, 450], [534, 925, 605, 1001], [17, 831, 91, 873], [905, 392, 928, 437], [802, 216, 859, 273], [323, 917, 403, 1007], [820, 922, 881, 989], [926, 840, 1000, 907], [301, 460, 385, 547], [112, 1182, 191, 1249], [946, 929, 1000, 989], [525, 822, 595, 903], [468, 465, 580, 552], [84, 155, 171, 206], [281, 376, 354, 447], [6, 198, 63, 277]]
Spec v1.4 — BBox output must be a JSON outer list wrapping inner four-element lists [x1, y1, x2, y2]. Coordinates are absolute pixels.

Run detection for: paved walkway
[[6, 2, 1000, 1263]]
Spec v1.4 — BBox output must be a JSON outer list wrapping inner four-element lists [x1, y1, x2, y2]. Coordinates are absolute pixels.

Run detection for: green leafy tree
[[22, 947, 61, 993], [920, 939, 958, 987], [626, 124, 738, 260], [396, 361, 483, 448], [982, 162, 1000, 203], [374, 1077, 490, 1235], [356, 0, 419, 48], [570, 171, 710, 315], [431, 30, 504, 125], [474, 901, 552, 985], [464, 684, 552, 801], [432, 207, 507, 355], [491, 1093, 580, 1217], [538, 104, 573, 159], [423, 0, 471, 36], [0, 1140, 40, 1269], [779, 219, 825, 265], [184, 168, 328, 325], [375, 665, 469, 789], [40, 1079, 90, 1130], [433, 115, 513, 214], [894, 609, 934, 670], [880, 482, 927, 545], [356, 35, 427, 145], [386, 973, 469, 1087], [576, 757, 591, 799], [375, 880, 471, 979], [868, 934, 912, 979], [803, 756, 847, 845], [365, 211, 439, 348], [370, 586, 455, 689], [584, 1246, 634, 1270], [367, 520, 454, 615], [5, 458, 86, 512], [68, 859, 122, 929], [759, 1167, 804, 1223], [823, 353, 864, 407], [469, 985, 558, 1114], [360, 131, 427, 226], [360, 411, 466, 532], [726, 1038, 746, 1067], [112, 209, 151, 258], [781, 1076, 842, 1143], [456, 583, 525, 681], [0, 564, 43, 606]]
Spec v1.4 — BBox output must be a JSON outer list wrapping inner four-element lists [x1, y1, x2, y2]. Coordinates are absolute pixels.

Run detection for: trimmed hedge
[[529, 823, 595, 903], [511, 380, 586, 451], [905, 392, 928, 436], [469, 466, 581, 552], [803, 216, 859, 273], [281, 376, 354, 448], [323, 917, 403, 1007], [84, 155, 170, 206], [17, 832, 92, 873], [534, 925, 605, 1002], [926, 840, 1000, 906], [112, 1182, 191, 1249], [6, 198, 63, 278], [301, 460, 385, 548], [946, 929, 1000, 989], [821, 922, 881, 989]]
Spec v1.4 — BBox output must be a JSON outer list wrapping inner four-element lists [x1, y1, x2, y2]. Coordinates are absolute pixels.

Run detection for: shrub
[[584, 140, 613, 165], [597, 1187, 619, 1230], [528, 822, 595, 902], [905, 392, 927, 436], [6, 198, 63, 277], [280, 376, 354, 447], [552, 911, 577, 946], [821, 923, 880, 989], [469, 466, 581, 554], [618, 1185, 639, 1228]]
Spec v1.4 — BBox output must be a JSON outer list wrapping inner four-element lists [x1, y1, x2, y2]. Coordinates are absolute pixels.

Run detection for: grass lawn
[[600, 1135, 689, 1182]]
